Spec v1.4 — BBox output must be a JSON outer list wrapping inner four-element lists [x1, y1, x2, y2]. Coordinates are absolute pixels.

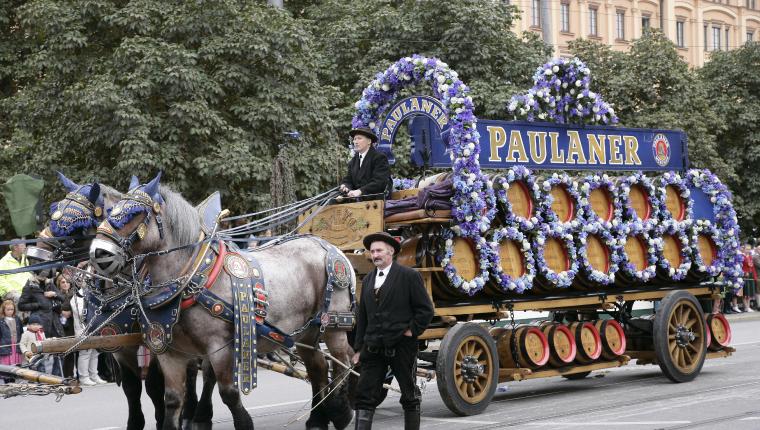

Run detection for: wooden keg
[[687, 233, 719, 282], [538, 322, 577, 367], [486, 235, 528, 297], [491, 326, 550, 369], [589, 187, 614, 223], [575, 234, 611, 289], [535, 236, 572, 291], [705, 313, 732, 351], [397, 234, 425, 268], [616, 234, 649, 286], [664, 185, 686, 221], [568, 322, 602, 364], [493, 173, 535, 226], [549, 184, 576, 223], [661, 234, 683, 269], [430, 235, 483, 300], [627, 184, 652, 221], [593, 320, 627, 360]]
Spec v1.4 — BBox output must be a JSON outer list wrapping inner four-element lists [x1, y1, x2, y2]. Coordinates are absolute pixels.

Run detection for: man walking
[[0, 240, 32, 303], [352, 232, 434, 430]]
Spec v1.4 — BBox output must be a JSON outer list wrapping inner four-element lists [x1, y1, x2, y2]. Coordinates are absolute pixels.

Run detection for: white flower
[[381, 83, 390, 92], [575, 80, 582, 87], [552, 65, 559, 73], [445, 239, 453, 247]]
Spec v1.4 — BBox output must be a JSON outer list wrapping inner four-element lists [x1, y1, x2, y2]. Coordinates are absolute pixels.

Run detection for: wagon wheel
[[436, 323, 498, 416], [653, 290, 707, 383]]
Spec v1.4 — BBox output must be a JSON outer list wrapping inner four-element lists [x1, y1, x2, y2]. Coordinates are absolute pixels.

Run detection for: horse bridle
[[91, 189, 164, 274]]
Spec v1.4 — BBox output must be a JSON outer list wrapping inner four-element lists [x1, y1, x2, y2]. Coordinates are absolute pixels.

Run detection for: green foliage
[[569, 31, 733, 182], [700, 42, 760, 232], [0, 0, 339, 226]]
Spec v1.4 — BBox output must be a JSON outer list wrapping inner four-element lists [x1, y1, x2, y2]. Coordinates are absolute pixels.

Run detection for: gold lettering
[[549, 132, 564, 163], [436, 112, 448, 129], [385, 118, 397, 132], [487, 126, 507, 162], [421, 99, 433, 113], [410, 97, 420, 112], [588, 134, 607, 164], [391, 106, 403, 121], [400, 101, 410, 115], [381, 127, 391, 142], [506, 130, 529, 162], [565, 131, 587, 164], [609, 135, 623, 165], [527, 131, 548, 164], [431, 105, 442, 120], [623, 136, 642, 165]]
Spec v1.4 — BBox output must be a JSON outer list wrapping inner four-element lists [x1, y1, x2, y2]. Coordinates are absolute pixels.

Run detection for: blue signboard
[[377, 96, 689, 172]]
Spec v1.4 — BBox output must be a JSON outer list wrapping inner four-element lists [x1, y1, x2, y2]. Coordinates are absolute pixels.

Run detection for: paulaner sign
[[389, 96, 688, 171]]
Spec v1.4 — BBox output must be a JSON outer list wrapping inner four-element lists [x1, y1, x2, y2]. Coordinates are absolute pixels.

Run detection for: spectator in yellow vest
[[0, 240, 32, 303]]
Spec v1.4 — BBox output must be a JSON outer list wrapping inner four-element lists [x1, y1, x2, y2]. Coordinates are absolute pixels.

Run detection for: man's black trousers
[[355, 336, 420, 411]]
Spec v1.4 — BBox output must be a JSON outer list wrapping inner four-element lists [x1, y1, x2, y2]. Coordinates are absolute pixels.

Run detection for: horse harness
[[85, 192, 356, 394]]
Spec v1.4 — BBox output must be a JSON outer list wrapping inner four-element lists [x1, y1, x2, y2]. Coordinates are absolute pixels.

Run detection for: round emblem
[[98, 324, 123, 352], [94, 206, 103, 218], [146, 322, 167, 353], [211, 302, 224, 316], [51, 210, 63, 221], [652, 133, 671, 167], [137, 223, 148, 240], [153, 202, 161, 213], [224, 254, 250, 278], [320, 313, 330, 326], [332, 259, 351, 289]]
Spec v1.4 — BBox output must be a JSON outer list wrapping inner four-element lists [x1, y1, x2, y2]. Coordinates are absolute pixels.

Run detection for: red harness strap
[[180, 240, 227, 310]]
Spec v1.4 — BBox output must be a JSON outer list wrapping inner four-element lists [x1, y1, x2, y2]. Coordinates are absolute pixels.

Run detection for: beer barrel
[[616, 226, 657, 286], [491, 326, 550, 369], [593, 320, 627, 360], [574, 224, 619, 289], [568, 322, 602, 364], [487, 227, 535, 295], [705, 313, 732, 351], [589, 187, 614, 223], [687, 221, 721, 282], [397, 234, 425, 268], [655, 222, 692, 282], [534, 228, 578, 291], [538, 322, 577, 367], [579, 174, 619, 226], [618, 173, 659, 223], [539, 173, 582, 227], [663, 185, 686, 222], [431, 230, 489, 299], [493, 167, 540, 230]]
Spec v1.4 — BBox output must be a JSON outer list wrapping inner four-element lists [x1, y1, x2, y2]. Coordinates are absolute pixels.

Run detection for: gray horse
[[89, 172, 356, 430], [28, 173, 214, 430]]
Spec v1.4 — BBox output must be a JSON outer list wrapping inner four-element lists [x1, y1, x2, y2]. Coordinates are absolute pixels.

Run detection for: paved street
[[3, 314, 760, 430]]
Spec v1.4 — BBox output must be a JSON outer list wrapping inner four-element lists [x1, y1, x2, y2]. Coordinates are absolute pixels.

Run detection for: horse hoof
[[330, 409, 354, 430], [191, 422, 213, 430]]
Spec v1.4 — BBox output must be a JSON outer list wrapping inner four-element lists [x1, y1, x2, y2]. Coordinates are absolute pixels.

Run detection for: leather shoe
[[354, 409, 373, 430]]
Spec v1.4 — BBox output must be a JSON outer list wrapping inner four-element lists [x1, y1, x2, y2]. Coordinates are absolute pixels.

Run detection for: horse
[[28, 172, 215, 430], [89, 172, 356, 430]]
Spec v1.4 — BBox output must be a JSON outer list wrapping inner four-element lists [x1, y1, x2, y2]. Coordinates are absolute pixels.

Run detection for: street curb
[[723, 312, 760, 322]]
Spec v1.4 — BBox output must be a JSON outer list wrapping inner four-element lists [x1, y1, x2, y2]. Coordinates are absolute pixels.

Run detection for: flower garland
[[488, 227, 536, 293], [685, 169, 743, 291], [507, 58, 619, 125], [533, 225, 579, 289], [687, 220, 726, 277], [493, 166, 542, 231], [437, 229, 492, 295], [654, 219, 693, 281], [616, 219, 659, 283], [575, 221, 622, 285], [656, 172, 693, 223], [352, 55, 497, 294], [617, 171, 660, 226], [392, 177, 417, 191], [577, 173, 623, 229], [538, 172, 584, 229]]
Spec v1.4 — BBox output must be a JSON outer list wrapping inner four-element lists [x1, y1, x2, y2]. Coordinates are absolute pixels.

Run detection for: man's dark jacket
[[341, 146, 392, 198], [18, 280, 64, 337], [354, 263, 434, 351]]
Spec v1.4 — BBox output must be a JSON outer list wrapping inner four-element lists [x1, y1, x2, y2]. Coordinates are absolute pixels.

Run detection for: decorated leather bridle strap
[[180, 240, 227, 310]]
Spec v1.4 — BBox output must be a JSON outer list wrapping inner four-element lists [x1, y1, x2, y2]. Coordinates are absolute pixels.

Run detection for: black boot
[[354, 409, 374, 430], [403, 407, 420, 430]]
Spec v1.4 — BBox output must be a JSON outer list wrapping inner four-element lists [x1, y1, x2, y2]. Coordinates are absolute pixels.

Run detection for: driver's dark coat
[[353, 262, 434, 351]]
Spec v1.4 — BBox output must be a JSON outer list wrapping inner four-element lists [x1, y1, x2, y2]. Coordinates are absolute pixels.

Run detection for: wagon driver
[[339, 127, 392, 199], [352, 232, 434, 430]]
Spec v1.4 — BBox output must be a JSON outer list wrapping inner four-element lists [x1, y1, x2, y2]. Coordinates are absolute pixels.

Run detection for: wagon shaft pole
[[0, 364, 79, 386], [32, 333, 143, 354]]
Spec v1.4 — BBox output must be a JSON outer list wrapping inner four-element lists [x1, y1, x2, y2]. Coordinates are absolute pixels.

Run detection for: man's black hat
[[363, 232, 400, 254], [349, 127, 378, 143]]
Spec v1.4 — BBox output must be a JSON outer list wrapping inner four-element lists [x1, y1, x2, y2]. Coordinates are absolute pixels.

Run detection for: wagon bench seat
[[384, 208, 451, 224]]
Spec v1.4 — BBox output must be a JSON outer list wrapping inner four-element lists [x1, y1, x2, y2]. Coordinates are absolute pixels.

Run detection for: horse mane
[[159, 185, 201, 246]]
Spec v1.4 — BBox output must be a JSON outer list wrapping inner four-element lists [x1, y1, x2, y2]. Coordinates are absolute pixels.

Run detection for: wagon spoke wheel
[[654, 290, 707, 383], [436, 323, 499, 416]]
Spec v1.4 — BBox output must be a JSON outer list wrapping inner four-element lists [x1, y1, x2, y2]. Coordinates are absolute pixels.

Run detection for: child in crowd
[[19, 314, 54, 373], [0, 300, 24, 382]]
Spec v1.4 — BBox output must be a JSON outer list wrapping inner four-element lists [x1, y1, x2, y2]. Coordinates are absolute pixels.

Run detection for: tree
[[700, 42, 760, 231], [569, 32, 733, 183], [0, 0, 339, 225]]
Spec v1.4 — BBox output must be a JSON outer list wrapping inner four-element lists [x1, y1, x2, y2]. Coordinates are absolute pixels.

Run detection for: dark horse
[[27, 173, 214, 430], [89, 173, 356, 430]]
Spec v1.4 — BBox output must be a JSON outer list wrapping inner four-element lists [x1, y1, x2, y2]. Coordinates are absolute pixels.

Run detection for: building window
[[704, 24, 709, 51], [561, 3, 570, 32], [676, 21, 685, 48], [532, 0, 541, 27], [748, 31, 755, 43], [642, 15, 651, 33], [725, 28, 730, 50], [589, 7, 598, 36], [748, 0, 756, 10], [616, 11, 625, 40], [713, 26, 722, 51]]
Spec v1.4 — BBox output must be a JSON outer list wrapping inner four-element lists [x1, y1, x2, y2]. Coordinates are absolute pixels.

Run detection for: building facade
[[510, 0, 760, 67]]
